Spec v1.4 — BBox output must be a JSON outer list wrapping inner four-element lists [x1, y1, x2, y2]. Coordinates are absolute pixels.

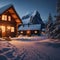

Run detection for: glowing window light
[[8, 16, 11, 21], [11, 27, 14, 32], [2, 15, 7, 21], [2, 15, 5, 20], [21, 31, 23, 33], [5, 15, 7, 21], [35, 31, 38, 33], [1, 26, 5, 32], [7, 26, 11, 30], [27, 30, 30, 34]]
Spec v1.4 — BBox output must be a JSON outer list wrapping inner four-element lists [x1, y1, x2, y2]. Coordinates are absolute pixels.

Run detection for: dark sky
[[0, 0, 57, 21]]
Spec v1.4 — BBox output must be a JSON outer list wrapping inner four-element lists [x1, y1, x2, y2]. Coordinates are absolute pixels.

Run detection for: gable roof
[[0, 4, 12, 14], [18, 24, 41, 30], [0, 4, 22, 24]]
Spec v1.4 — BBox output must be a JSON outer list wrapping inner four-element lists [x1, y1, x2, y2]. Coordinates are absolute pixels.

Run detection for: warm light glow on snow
[[41, 32, 45, 35]]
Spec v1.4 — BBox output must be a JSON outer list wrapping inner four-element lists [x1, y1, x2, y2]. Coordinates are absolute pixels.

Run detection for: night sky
[[0, 0, 57, 21]]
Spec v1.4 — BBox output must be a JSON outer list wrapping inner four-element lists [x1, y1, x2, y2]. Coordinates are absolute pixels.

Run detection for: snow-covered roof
[[19, 24, 41, 30], [0, 4, 22, 24], [22, 18, 30, 24], [0, 4, 13, 14]]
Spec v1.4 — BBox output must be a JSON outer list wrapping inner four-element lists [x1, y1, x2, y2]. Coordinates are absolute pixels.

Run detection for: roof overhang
[[8, 6, 22, 24], [0, 5, 22, 25]]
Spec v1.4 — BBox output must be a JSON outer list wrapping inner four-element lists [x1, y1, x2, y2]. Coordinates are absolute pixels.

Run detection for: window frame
[[2, 15, 7, 21], [8, 16, 11, 21], [11, 27, 15, 32]]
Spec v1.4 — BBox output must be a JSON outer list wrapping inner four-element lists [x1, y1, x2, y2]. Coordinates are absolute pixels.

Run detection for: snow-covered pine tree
[[46, 13, 53, 38], [51, 0, 60, 39]]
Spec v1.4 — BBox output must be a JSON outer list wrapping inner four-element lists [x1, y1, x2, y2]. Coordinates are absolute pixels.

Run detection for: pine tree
[[46, 13, 53, 38], [50, 0, 60, 39], [51, 21, 60, 39]]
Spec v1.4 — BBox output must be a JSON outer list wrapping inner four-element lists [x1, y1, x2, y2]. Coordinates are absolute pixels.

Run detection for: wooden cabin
[[18, 10, 45, 36], [0, 4, 22, 37]]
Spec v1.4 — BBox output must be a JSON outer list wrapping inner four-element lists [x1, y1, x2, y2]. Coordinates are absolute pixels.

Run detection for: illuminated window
[[5, 15, 7, 21], [2, 15, 5, 20], [27, 30, 30, 34], [35, 31, 38, 33], [7, 26, 11, 30], [8, 16, 11, 21], [11, 27, 14, 32], [21, 31, 23, 33], [1, 26, 5, 32], [2, 15, 7, 21]]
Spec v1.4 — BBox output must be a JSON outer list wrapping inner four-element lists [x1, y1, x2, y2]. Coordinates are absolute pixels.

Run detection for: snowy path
[[8, 39, 60, 60]]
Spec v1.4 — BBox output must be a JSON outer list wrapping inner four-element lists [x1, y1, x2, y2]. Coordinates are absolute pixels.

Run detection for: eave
[[0, 5, 22, 25]]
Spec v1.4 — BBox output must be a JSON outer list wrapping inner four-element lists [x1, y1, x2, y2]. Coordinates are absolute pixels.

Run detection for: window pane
[[1, 26, 5, 32], [2, 15, 5, 20], [7, 26, 11, 30], [2, 15, 7, 21], [5, 15, 7, 21], [35, 31, 38, 33], [8, 16, 11, 21], [11, 27, 14, 32], [27, 30, 30, 34], [21, 31, 23, 33]]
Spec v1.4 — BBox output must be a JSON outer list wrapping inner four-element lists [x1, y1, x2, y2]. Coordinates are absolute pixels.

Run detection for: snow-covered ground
[[11, 36, 47, 41], [0, 36, 60, 60]]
